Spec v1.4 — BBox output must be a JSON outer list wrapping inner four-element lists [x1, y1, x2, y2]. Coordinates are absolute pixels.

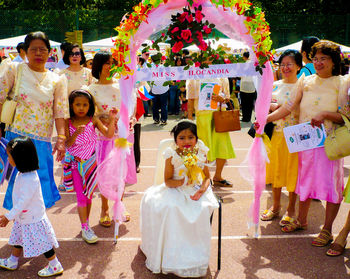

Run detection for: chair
[[154, 139, 222, 271]]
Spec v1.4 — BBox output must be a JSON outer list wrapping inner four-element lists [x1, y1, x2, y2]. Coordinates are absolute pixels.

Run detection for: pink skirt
[[296, 147, 344, 203], [96, 134, 137, 185]]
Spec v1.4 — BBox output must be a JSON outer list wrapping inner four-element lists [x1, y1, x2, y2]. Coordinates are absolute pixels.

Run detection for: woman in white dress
[[140, 121, 219, 277]]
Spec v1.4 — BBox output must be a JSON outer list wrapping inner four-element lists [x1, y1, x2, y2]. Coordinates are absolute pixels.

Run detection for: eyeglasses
[[280, 63, 295, 68], [28, 47, 48, 53], [312, 57, 330, 63], [70, 52, 81, 57]]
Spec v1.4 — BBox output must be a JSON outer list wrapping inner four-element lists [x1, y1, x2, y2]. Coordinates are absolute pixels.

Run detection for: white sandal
[[38, 263, 63, 277], [0, 257, 18, 271]]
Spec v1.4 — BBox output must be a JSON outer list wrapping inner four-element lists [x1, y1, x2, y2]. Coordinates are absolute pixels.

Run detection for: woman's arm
[[311, 111, 344, 127], [164, 157, 185, 188], [52, 118, 66, 161], [190, 165, 210, 201]]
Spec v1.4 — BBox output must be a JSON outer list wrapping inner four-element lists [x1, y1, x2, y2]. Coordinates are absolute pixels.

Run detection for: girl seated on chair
[[140, 121, 219, 278]]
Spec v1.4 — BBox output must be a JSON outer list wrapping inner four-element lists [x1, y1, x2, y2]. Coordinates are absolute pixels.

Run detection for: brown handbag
[[213, 101, 241, 132]]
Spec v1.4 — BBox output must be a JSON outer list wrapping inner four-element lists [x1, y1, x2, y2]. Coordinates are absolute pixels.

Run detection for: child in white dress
[[140, 121, 219, 278], [0, 137, 62, 277]]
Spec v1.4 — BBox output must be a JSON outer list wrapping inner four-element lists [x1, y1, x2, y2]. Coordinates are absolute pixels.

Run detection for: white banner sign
[[135, 62, 259, 82]]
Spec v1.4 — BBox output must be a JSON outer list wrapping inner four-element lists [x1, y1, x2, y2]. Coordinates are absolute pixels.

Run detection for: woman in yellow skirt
[[260, 50, 303, 226], [195, 77, 235, 187]]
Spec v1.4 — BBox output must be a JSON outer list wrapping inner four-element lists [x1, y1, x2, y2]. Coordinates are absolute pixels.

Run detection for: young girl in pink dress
[[64, 89, 117, 244], [0, 137, 62, 277]]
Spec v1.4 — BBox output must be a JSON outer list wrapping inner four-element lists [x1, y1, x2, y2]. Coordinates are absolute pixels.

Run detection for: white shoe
[[0, 257, 18, 271], [82, 227, 98, 244], [38, 262, 64, 277]]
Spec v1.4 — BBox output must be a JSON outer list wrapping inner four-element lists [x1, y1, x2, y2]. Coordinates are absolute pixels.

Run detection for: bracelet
[[57, 134, 66, 140]]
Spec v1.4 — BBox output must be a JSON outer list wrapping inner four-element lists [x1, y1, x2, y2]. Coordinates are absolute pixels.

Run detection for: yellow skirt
[[343, 178, 350, 203], [196, 110, 235, 162], [266, 131, 298, 192]]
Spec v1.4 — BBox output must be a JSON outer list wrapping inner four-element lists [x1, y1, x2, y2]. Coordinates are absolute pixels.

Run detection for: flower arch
[[105, 0, 274, 239]]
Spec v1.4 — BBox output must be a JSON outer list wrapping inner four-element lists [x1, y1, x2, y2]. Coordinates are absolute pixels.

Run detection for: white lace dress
[[140, 142, 219, 277]]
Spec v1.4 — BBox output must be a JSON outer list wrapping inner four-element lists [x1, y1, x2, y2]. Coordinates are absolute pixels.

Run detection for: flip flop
[[326, 242, 347, 257], [281, 219, 307, 233], [213, 179, 233, 187], [279, 214, 295, 227], [99, 215, 112, 227], [260, 208, 280, 221]]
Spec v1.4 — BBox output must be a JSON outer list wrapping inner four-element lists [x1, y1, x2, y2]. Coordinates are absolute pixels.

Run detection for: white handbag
[[0, 64, 23, 125]]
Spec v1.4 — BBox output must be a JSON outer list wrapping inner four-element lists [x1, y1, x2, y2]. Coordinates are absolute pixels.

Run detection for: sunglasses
[[70, 52, 81, 57]]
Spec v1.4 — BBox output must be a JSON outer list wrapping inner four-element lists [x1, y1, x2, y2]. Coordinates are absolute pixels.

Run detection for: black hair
[[171, 121, 198, 143], [60, 42, 72, 53], [182, 49, 190, 55], [63, 44, 86, 65], [243, 51, 250, 59], [24, 31, 50, 53], [301, 36, 320, 61], [310, 40, 341, 76], [175, 57, 185, 66], [278, 49, 303, 74], [138, 57, 146, 66], [68, 89, 96, 118], [91, 51, 111, 80], [7, 137, 39, 173], [16, 42, 25, 53]]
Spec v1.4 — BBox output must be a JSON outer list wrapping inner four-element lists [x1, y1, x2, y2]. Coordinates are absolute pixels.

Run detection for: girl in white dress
[[0, 137, 62, 277], [140, 121, 219, 278]]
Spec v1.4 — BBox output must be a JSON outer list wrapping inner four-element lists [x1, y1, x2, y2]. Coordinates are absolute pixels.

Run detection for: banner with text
[[135, 62, 259, 82]]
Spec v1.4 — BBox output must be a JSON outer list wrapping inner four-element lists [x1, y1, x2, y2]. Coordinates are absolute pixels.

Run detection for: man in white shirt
[[150, 54, 169, 125], [240, 52, 257, 122], [12, 42, 27, 63]]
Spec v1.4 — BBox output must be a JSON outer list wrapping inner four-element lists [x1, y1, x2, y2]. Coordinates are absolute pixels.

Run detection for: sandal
[[99, 215, 112, 227], [123, 211, 131, 222], [260, 208, 280, 221], [312, 229, 333, 247], [38, 263, 63, 277], [281, 219, 307, 233], [213, 179, 233, 187], [326, 241, 347, 257], [279, 214, 295, 227]]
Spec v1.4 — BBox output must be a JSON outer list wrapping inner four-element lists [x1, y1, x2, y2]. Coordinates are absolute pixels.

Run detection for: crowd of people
[[0, 30, 350, 278]]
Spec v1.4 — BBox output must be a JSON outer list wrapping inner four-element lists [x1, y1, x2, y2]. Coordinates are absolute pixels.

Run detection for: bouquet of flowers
[[178, 147, 205, 185]]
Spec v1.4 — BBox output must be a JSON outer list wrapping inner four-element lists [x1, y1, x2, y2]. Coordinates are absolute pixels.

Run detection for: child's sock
[[49, 257, 60, 267], [81, 222, 89, 230], [9, 254, 19, 263]]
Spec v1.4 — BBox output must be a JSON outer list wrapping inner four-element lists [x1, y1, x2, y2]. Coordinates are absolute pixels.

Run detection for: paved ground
[[1, 115, 350, 279]]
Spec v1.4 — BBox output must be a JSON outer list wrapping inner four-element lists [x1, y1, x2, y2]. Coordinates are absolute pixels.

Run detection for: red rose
[[161, 56, 167, 61], [195, 61, 201, 67], [161, 33, 165, 37], [172, 41, 184, 53], [178, 12, 188, 23], [203, 25, 212, 34], [196, 31, 203, 42], [181, 29, 192, 41], [198, 40, 208, 51], [186, 14, 193, 23], [224, 58, 231, 64], [171, 27, 179, 33], [195, 10, 203, 22]]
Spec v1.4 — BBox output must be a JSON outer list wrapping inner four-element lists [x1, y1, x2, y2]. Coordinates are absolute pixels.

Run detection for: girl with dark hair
[[0, 31, 69, 211], [140, 120, 219, 277], [58, 44, 94, 192], [261, 41, 350, 248], [88, 51, 136, 227], [0, 137, 63, 277], [64, 89, 117, 244], [260, 50, 303, 225]]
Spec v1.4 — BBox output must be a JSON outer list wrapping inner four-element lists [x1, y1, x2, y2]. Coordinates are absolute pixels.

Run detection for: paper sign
[[283, 122, 327, 153]]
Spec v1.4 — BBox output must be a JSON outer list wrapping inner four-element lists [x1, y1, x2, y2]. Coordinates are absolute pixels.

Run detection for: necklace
[[29, 68, 47, 87]]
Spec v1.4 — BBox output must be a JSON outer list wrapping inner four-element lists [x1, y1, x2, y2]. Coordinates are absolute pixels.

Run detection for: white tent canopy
[[276, 40, 350, 54], [185, 38, 249, 53], [0, 35, 60, 48]]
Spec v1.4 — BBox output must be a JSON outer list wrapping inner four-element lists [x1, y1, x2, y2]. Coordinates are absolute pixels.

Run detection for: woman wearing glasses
[[260, 50, 302, 226], [261, 41, 350, 248], [0, 31, 69, 211], [58, 44, 94, 192]]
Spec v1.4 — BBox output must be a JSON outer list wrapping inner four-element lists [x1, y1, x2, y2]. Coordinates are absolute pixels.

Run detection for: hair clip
[[12, 142, 18, 148]]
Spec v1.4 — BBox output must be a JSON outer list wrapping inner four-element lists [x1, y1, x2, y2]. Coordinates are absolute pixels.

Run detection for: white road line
[[0, 234, 318, 242], [0, 190, 289, 195]]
